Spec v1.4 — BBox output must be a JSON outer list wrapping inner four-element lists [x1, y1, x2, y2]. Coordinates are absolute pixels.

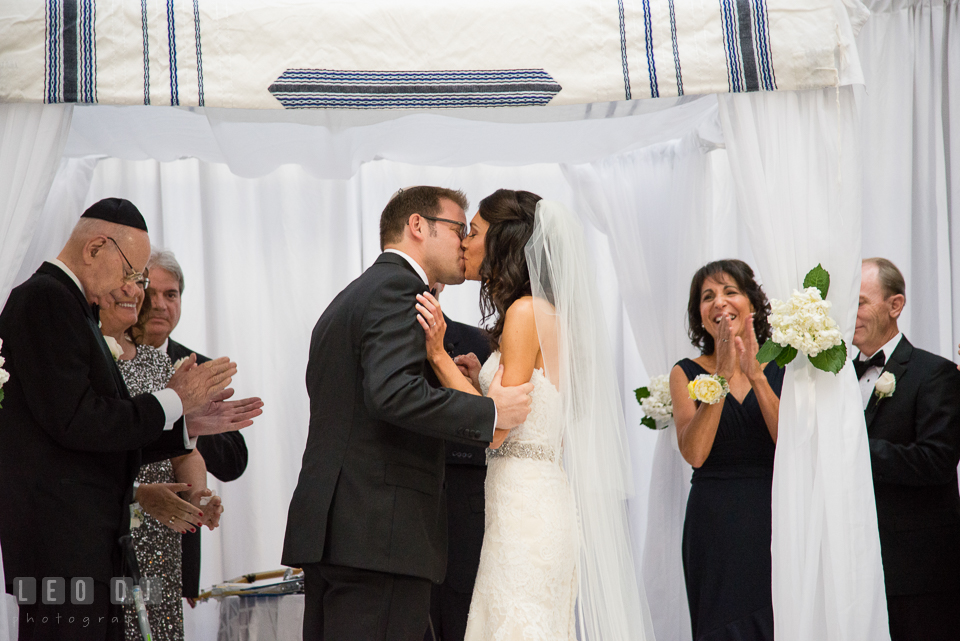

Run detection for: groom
[[282, 186, 533, 641]]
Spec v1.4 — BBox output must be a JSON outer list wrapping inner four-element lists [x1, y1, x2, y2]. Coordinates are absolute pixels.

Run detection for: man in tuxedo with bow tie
[[0, 198, 256, 640], [853, 257, 960, 641], [282, 186, 533, 641]]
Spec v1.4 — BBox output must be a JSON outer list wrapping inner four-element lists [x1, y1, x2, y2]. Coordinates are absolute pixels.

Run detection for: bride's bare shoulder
[[505, 295, 555, 319]]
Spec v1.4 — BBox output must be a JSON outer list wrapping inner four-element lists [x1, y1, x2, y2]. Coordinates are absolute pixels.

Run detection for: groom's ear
[[407, 213, 426, 240]]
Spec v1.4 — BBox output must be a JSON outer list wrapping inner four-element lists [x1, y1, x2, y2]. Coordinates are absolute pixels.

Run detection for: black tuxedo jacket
[[432, 318, 490, 598], [0, 263, 188, 584], [864, 337, 960, 596], [166, 338, 249, 599], [281, 253, 495, 582]]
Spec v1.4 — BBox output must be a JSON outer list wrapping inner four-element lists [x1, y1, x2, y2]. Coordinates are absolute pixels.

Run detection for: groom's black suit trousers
[[302, 562, 432, 641]]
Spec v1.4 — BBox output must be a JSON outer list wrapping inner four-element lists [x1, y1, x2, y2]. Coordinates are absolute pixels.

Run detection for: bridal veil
[[525, 200, 656, 641]]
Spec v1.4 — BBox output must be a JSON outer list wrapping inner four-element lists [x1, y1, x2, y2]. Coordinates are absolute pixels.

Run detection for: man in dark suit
[[140, 249, 249, 603], [853, 257, 960, 641], [0, 199, 253, 640], [425, 315, 491, 641], [282, 186, 533, 641]]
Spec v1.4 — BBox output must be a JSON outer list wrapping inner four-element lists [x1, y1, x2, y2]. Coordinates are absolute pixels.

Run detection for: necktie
[[853, 351, 885, 379]]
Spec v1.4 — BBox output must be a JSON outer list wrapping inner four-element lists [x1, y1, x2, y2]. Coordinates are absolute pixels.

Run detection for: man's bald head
[[58, 211, 151, 307]]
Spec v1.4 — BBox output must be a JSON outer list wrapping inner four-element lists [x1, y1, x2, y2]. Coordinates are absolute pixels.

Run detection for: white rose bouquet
[[757, 265, 848, 374], [0, 337, 9, 409], [687, 374, 729, 405], [634, 374, 673, 429]]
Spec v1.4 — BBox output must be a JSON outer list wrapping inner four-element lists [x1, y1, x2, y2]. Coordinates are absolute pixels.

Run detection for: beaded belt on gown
[[486, 441, 557, 463]]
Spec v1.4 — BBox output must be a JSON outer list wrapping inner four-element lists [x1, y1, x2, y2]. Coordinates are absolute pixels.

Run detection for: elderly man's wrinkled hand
[[166, 356, 238, 415], [185, 388, 264, 437]]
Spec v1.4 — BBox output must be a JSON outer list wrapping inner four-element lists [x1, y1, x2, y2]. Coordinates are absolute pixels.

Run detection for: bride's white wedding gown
[[465, 351, 579, 641]]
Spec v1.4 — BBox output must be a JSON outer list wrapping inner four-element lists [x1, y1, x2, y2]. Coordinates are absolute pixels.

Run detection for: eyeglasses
[[106, 237, 150, 290], [420, 215, 468, 240]]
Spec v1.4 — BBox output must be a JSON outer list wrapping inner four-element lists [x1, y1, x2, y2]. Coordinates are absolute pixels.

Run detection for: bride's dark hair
[[478, 189, 543, 346]]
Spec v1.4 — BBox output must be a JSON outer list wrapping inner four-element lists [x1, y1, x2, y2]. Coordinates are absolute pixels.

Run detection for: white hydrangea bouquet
[[635, 374, 673, 429], [0, 338, 9, 408], [757, 264, 847, 374]]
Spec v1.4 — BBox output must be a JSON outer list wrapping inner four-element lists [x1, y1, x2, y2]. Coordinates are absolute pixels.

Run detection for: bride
[[415, 189, 655, 641]]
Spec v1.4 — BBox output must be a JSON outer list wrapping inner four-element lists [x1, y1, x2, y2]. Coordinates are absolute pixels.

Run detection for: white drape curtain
[[563, 119, 756, 641], [718, 86, 890, 641], [858, 0, 960, 357], [0, 103, 73, 307]]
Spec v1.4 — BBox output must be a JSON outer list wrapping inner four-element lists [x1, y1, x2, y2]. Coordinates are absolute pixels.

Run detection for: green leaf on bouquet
[[756, 339, 784, 364], [808, 341, 848, 374], [803, 264, 831, 299], [0, 388, 4, 408], [641, 416, 658, 430], [775, 345, 799, 368], [634, 386, 651, 404]]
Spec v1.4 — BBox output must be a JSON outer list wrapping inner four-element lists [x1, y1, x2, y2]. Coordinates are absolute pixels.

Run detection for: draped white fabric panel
[[719, 86, 890, 641], [858, 0, 958, 358], [0, 103, 73, 306], [63, 98, 717, 179]]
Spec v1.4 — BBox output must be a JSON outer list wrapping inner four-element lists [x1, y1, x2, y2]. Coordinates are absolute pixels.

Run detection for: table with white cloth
[[217, 595, 304, 641]]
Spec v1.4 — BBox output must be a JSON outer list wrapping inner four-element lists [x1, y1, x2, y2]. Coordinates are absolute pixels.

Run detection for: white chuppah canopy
[[0, 1, 901, 640]]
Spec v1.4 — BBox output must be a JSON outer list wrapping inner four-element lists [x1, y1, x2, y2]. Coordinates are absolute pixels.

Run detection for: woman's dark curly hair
[[477, 189, 543, 346], [686, 259, 772, 355]]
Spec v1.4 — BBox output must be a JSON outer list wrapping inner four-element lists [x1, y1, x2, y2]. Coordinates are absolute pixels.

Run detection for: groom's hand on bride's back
[[487, 365, 534, 448]]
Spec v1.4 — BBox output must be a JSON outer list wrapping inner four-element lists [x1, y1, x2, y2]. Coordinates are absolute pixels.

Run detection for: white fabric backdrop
[[0, 103, 73, 309], [719, 86, 890, 641], [858, 0, 957, 357]]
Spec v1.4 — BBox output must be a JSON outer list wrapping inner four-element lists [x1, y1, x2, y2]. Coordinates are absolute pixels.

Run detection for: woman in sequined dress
[[98, 276, 222, 641]]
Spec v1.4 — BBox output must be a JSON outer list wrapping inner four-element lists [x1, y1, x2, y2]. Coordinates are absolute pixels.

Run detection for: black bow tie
[[91, 303, 100, 322], [854, 352, 885, 379]]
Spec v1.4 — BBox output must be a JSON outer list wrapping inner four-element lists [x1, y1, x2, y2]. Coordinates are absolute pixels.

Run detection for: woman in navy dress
[[670, 259, 783, 641]]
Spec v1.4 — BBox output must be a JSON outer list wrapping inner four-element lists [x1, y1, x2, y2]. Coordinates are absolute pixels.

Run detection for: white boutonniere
[[103, 336, 123, 361], [874, 371, 896, 400], [173, 356, 189, 371], [0, 337, 9, 409], [687, 374, 729, 405]]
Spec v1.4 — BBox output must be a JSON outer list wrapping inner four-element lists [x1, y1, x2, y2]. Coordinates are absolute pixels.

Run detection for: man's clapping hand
[[166, 354, 237, 415], [185, 388, 264, 438]]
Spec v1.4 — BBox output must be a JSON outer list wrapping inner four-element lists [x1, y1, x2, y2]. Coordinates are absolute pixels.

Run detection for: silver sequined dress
[[117, 344, 184, 641]]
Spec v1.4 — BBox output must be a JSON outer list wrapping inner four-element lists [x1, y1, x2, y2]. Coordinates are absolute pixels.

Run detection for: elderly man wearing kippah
[[0, 198, 262, 641]]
